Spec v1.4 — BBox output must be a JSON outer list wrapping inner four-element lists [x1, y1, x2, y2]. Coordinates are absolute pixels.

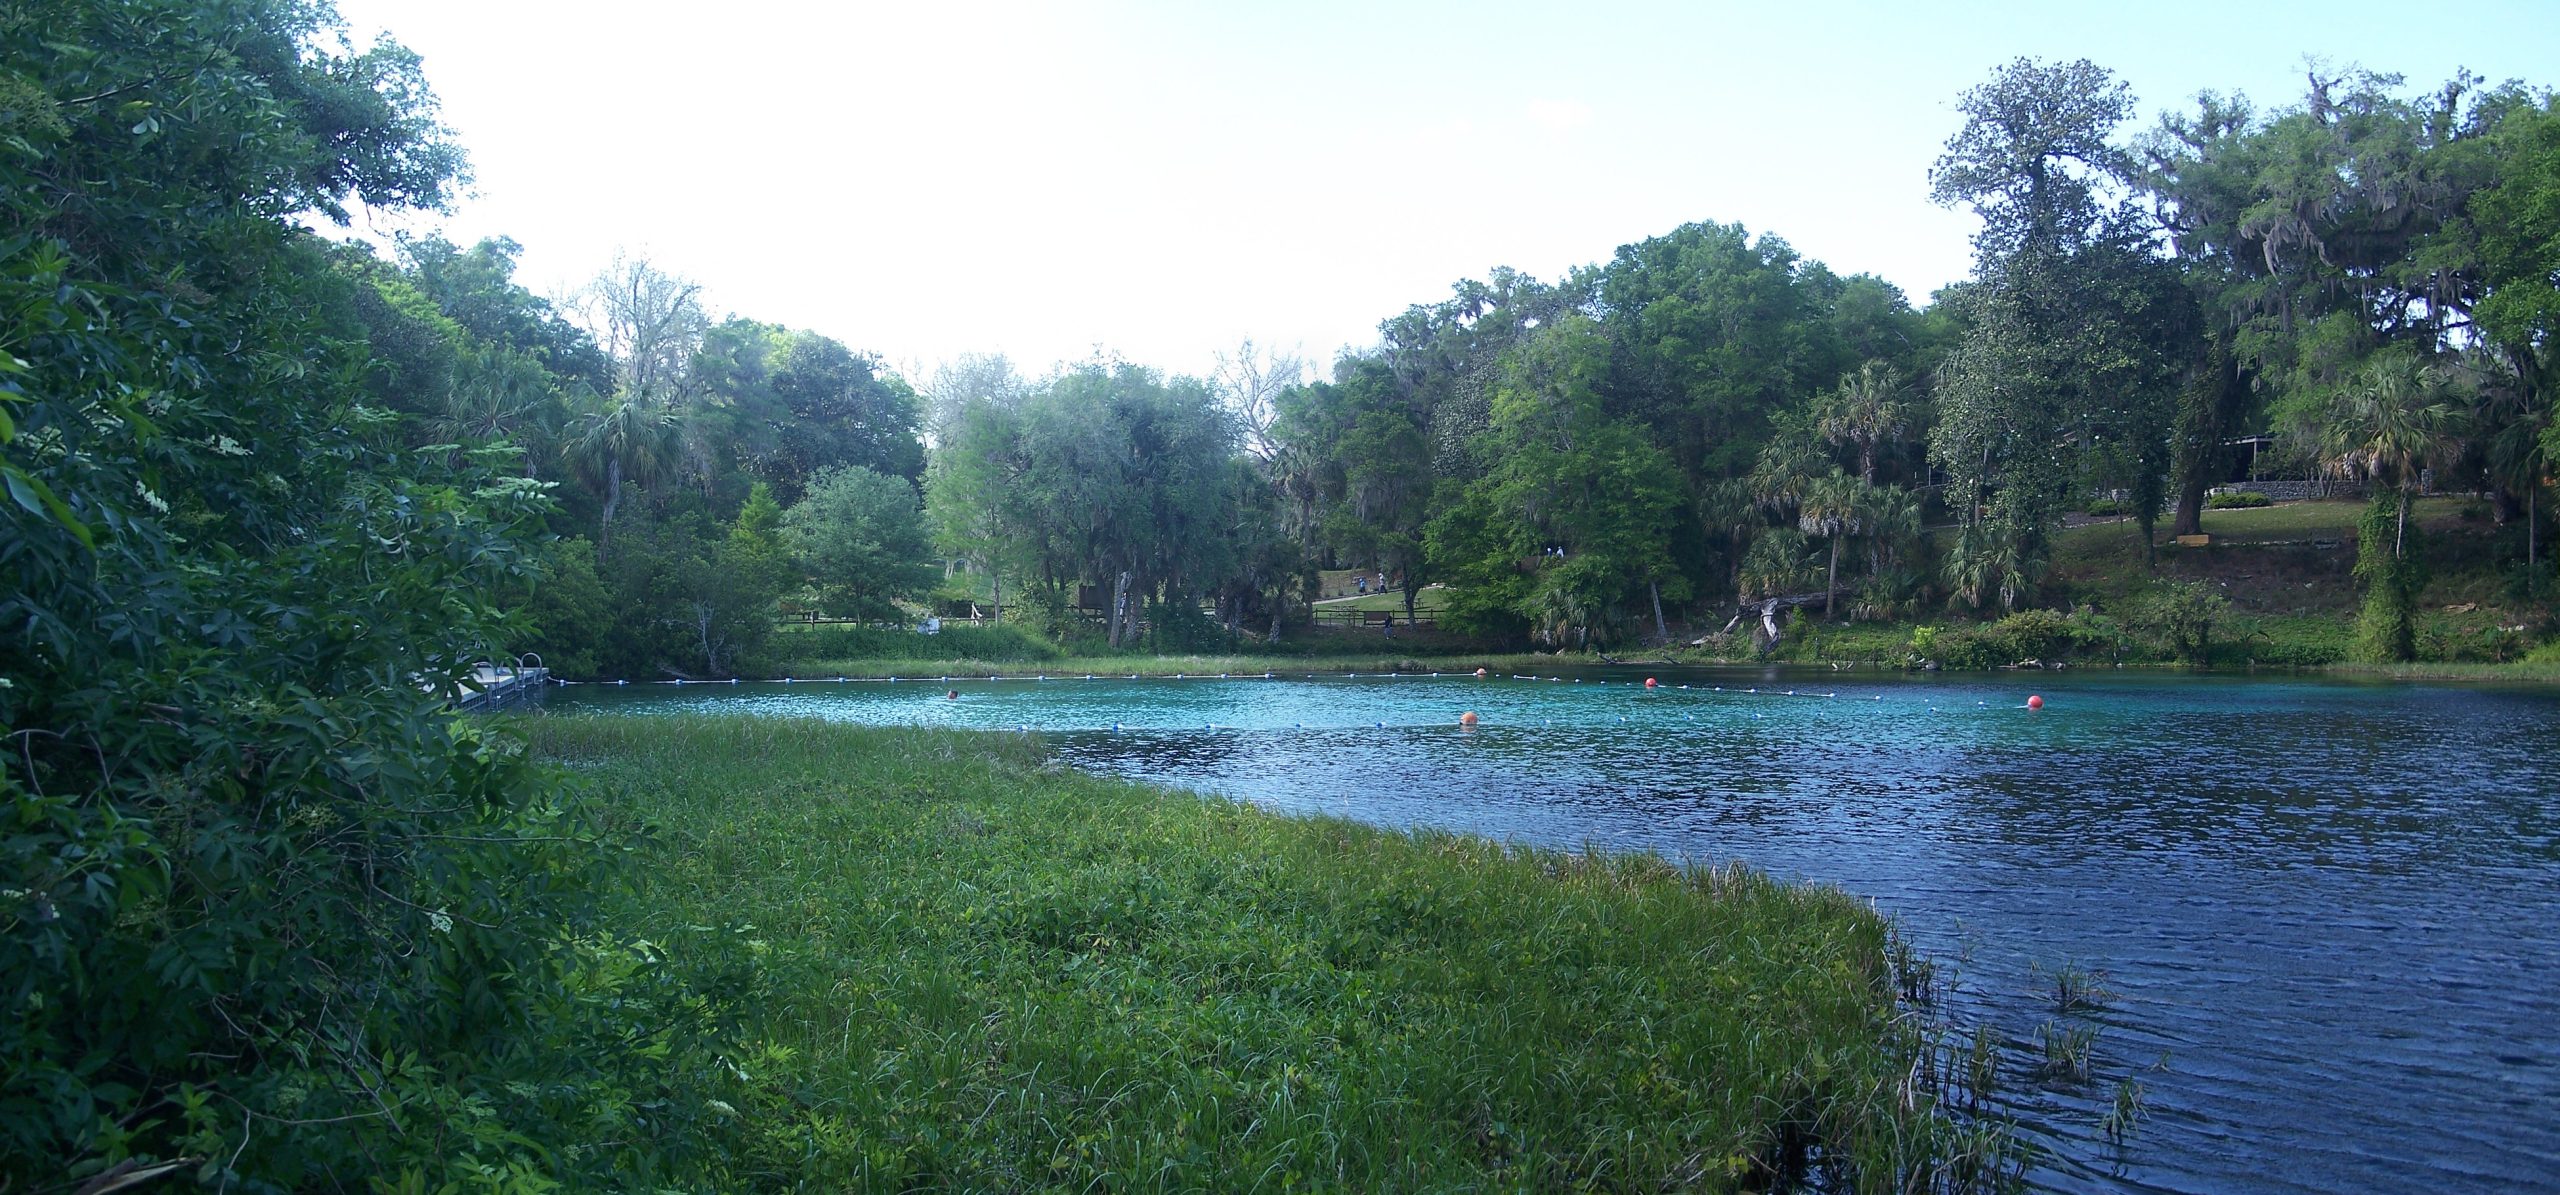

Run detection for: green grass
[[520, 714, 2012, 1191], [1313, 586, 1454, 615]]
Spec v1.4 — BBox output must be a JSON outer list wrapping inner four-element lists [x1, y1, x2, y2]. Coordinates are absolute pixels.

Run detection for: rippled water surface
[[541, 667, 2560, 1192]]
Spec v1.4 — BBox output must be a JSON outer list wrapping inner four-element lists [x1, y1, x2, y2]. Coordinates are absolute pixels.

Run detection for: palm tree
[[437, 346, 557, 474], [563, 397, 678, 546], [2318, 353, 2463, 561], [1862, 483, 1924, 576], [1797, 471, 1866, 620], [1815, 360, 1910, 486]]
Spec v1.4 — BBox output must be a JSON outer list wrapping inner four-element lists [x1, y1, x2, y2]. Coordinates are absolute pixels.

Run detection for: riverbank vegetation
[[518, 714, 2018, 1189], [434, 57, 2552, 679]]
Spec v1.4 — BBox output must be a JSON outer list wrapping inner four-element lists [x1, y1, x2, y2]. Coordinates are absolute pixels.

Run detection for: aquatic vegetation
[[2035, 1020, 2100, 1086], [2103, 1078, 2149, 1145], [2039, 960, 2116, 1013], [517, 713, 2020, 1190]]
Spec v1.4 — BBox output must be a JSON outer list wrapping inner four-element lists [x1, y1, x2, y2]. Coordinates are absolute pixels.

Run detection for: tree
[[2321, 352, 2465, 662], [1797, 471, 1865, 619], [1815, 360, 1910, 485], [2322, 352, 2463, 560], [1929, 58, 2134, 263], [575, 251, 709, 406], [1929, 58, 2179, 607], [565, 396, 680, 543], [783, 466, 941, 621], [1213, 337, 1308, 463], [1, 3, 740, 1184], [1425, 316, 1684, 646]]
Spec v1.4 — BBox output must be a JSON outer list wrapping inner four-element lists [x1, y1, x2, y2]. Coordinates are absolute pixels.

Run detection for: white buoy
[[617, 679, 627, 686]]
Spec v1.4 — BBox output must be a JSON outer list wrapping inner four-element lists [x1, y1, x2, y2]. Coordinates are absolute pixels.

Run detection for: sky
[[328, 0, 2560, 384]]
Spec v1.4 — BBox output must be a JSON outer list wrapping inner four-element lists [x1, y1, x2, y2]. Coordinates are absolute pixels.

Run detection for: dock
[[453, 659, 549, 709]]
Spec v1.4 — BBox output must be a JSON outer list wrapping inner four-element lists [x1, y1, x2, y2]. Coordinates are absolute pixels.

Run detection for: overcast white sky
[[330, 0, 2558, 383]]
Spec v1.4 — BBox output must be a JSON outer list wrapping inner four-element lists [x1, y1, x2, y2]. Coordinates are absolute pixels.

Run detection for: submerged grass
[[519, 713, 2014, 1191]]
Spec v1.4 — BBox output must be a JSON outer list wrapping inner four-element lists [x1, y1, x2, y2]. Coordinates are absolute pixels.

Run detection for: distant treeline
[[380, 61, 2558, 673]]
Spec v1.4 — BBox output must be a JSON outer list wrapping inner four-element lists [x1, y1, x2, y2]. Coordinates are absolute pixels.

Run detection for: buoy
[[616, 679, 628, 686], [1460, 711, 1479, 727], [2028, 694, 2045, 710], [1375, 721, 1386, 729], [1474, 667, 1488, 678], [1645, 677, 1659, 689], [1112, 722, 1122, 732]]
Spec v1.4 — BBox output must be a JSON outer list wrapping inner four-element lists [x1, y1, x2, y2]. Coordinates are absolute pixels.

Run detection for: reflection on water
[[542, 667, 2560, 1194]]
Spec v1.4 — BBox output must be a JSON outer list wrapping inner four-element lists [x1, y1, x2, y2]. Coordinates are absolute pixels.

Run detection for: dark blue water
[[539, 666, 2560, 1193]]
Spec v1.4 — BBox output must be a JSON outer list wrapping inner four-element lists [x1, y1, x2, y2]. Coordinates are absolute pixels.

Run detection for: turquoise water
[[539, 666, 2560, 1193]]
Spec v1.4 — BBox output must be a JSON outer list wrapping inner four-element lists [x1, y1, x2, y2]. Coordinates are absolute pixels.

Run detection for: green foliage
[[782, 465, 938, 620], [2127, 579, 2231, 664], [2353, 492, 2424, 661], [518, 714, 2017, 1191], [0, 4, 752, 1185], [2206, 490, 2273, 508], [2084, 497, 2131, 517], [1985, 608, 2082, 661], [775, 621, 1065, 666]]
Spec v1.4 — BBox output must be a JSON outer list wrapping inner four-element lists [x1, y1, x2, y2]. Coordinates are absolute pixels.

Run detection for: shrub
[[2083, 497, 2130, 517], [2205, 490, 2272, 509], [2125, 579, 2229, 665], [1986, 608, 2082, 662]]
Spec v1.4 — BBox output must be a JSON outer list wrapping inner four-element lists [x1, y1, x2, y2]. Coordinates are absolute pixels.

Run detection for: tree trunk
[[2171, 338, 2244, 538], [2395, 489, 2410, 560], [1825, 537, 1842, 621], [991, 567, 1001, 625], [1650, 580, 1668, 642], [1107, 571, 1130, 649], [600, 454, 623, 546]]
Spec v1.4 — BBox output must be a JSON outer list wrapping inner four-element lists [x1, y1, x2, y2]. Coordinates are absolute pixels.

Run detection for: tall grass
[[518, 714, 2016, 1191]]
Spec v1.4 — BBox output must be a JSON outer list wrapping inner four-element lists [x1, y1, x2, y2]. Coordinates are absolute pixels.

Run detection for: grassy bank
[[522, 714, 2009, 1190]]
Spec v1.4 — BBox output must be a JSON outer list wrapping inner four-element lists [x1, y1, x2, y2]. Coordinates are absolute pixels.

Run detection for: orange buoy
[[1459, 711, 1480, 727], [2027, 694, 2045, 710], [1644, 677, 1659, 689]]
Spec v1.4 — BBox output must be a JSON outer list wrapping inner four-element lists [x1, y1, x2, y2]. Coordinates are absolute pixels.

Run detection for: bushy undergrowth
[[517, 714, 2018, 1191], [2205, 490, 2273, 509], [776, 620, 1066, 665]]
